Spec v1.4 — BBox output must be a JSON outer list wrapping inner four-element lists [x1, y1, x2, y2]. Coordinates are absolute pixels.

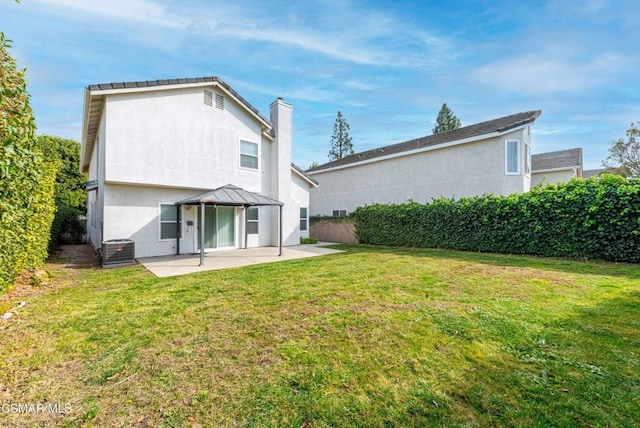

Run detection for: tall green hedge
[[0, 33, 57, 292], [352, 175, 640, 263]]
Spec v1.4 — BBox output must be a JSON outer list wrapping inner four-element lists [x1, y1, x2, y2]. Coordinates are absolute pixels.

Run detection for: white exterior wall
[[309, 129, 530, 216], [86, 116, 106, 250], [103, 87, 267, 191], [82, 84, 313, 258], [102, 183, 277, 258], [532, 169, 577, 187], [291, 172, 311, 239], [269, 99, 300, 246]]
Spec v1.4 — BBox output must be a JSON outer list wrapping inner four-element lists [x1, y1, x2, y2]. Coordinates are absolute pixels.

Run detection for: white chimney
[[269, 98, 296, 245]]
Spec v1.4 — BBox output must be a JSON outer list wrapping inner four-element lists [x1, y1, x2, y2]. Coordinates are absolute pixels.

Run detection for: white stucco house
[[531, 148, 583, 186], [80, 76, 318, 258], [308, 111, 543, 216]]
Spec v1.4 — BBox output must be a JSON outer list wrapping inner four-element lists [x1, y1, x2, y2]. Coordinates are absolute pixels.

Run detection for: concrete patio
[[137, 243, 343, 277]]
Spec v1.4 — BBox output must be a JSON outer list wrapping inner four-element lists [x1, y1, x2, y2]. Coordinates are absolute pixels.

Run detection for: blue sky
[[1, 0, 638, 170]]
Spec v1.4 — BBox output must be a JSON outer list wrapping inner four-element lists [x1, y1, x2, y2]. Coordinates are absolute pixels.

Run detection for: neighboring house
[[582, 168, 607, 179], [531, 148, 583, 186], [80, 76, 318, 258], [308, 111, 542, 216]]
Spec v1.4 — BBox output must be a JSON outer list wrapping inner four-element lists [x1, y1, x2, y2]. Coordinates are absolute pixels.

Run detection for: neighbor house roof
[[291, 162, 319, 186], [531, 148, 583, 172], [175, 184, 283, 207], [582, 168, 607, 179], [81, 76, 272, 172], [308, 110, 542, 173]]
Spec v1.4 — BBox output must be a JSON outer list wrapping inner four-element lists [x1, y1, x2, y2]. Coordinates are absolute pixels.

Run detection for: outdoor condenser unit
[[102, 239, 135, 268]]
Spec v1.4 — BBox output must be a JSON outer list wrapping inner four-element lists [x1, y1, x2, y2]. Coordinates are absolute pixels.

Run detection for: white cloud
[[470, 53, 628, 95], [34, 0, 187, 28]]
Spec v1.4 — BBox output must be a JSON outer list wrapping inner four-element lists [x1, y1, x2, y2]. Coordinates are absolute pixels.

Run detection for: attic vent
[[204, 90, 213, 106], [215, 94, 224, 110]]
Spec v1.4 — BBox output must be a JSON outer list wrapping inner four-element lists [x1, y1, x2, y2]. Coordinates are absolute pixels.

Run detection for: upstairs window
[[505, 140, 520, 175], [246, 207, 259, 234], [240, 140, 259, 170], [332, 210, 347, 217]]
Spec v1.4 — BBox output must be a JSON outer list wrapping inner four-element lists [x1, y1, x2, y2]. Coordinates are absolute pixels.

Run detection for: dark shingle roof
[[582, 168, 606, 179], [291, 163, 319, 186], [531, 148, 582, 171], [87, 76, 270, 125], [308, 110, 541, 172]]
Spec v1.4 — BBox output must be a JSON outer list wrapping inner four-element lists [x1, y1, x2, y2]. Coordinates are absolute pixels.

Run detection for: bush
[[49, 203, 85, 251], [0, 33, 57, 293], [352, 175, 640, 263], [300, 237, 319, 244]]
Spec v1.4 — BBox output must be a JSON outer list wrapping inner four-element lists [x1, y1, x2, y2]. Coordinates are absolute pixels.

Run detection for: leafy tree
[[308, 161, 320, 170], [38, 136, 87, 248], [0, 32, 57, 292], [328, 111, 354, 161], [603, 122, 640, 177], [432, 103, 461, 134], [38, 136, 86, 210]]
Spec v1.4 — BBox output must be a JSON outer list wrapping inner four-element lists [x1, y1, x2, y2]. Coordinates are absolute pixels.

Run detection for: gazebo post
[[279, 204, 283, 257], [176, 204, 181, 255], [199, 202, 205, 266], [244, 205, 249, 250]]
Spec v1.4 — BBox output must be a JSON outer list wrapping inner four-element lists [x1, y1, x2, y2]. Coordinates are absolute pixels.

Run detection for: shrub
[[300, 237, 319, 244], [352, 175, 640, 263], [0, 33, 57, 293]]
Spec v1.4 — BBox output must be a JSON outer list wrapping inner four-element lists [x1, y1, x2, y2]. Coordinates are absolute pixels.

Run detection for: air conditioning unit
[[102, 239, 135, 268]]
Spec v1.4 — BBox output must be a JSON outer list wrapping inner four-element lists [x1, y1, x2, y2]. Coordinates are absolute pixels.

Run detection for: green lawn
[[1, 245, 639, 427]]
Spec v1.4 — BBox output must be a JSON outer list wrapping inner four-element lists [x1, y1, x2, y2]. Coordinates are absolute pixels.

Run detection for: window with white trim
[[300, 207, 308, 231], [505, 140, 520, 174], [246, 207, 259, 234], [524, 141, 531, 175], [240, 140, 259, 169], [332, 210, 347, 217], [160, 204, 180, 240]]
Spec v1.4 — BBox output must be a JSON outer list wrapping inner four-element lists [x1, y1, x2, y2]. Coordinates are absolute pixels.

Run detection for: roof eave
[[86, 78, 272, 131], [309, 124, 531, 175]]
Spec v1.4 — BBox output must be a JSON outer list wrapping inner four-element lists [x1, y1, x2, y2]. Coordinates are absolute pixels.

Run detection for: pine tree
[[432, 103, 461, 134], [328, 111, 354, 161]]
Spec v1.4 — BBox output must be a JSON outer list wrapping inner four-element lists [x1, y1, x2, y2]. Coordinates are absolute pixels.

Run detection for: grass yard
[[0, 245, 639, 427]]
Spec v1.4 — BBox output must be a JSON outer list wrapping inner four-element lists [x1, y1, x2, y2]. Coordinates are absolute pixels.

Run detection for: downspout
[[279, 204, 283, 256], [199, 202, 205, 266]]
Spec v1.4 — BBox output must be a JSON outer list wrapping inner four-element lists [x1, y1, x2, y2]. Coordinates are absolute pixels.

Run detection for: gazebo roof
[[175, 184, 284, 207]]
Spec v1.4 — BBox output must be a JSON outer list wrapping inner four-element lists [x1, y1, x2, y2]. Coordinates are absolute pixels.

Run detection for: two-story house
[[80, 77, 317, 258], [307, 111, 544, 216]]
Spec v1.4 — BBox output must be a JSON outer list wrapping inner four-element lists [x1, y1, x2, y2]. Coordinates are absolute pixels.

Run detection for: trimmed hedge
[[352, 175, 640, 263], [0, 33, 57, 292]]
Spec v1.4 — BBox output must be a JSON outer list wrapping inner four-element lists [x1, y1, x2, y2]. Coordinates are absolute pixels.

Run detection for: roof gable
[[291, 163, 319, 187], [532, 148, 582, 171], [80, 76, 272, 172], [308, 110, 541, 173]]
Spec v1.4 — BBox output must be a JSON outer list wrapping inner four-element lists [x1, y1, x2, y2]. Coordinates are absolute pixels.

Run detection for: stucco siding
[[103, 87, 267, 190], [291, 172, 311, 239], [532, 169, 576, 187], [101, 183, 286, 258], [310, 129, 528, 216]]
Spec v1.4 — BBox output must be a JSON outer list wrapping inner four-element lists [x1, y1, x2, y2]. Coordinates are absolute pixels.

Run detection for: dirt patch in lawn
[[1, 244, 100, 313]]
